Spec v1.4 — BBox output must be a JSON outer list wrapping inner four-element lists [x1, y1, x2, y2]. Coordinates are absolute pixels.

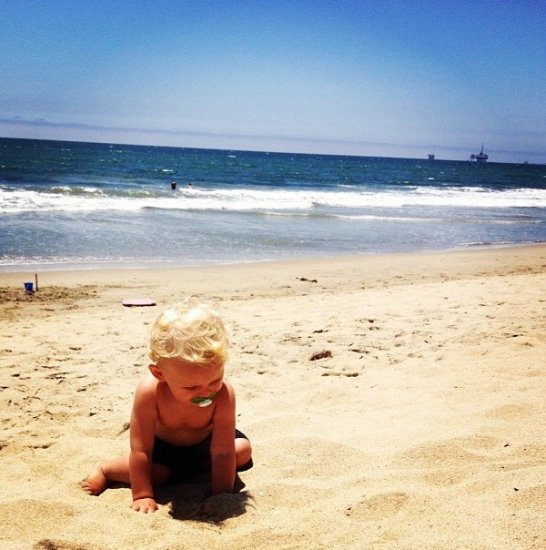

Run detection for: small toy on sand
[[122, 298, 156, 307]]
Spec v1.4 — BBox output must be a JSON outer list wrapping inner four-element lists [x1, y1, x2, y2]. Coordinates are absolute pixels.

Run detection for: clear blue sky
[[1, 0, 545, 163]]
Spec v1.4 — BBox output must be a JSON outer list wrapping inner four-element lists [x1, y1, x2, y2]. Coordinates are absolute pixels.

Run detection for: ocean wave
[[459, 240, 545, 248], [50, 185, 105, 196], [1, 185, 546, 214]]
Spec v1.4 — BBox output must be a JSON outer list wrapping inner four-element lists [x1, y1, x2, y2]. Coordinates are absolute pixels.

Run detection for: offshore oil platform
[[470, 144, 488, 162]]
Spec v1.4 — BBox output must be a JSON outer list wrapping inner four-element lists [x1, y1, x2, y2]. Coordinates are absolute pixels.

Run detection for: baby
[[82, 298, 252, 513]]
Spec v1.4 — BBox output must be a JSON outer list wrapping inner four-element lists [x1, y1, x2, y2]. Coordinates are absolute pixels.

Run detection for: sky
[[1, 0, 545, 163]]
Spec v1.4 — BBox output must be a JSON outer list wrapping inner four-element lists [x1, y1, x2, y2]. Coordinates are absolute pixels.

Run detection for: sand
[[1, 246, 545, 550]]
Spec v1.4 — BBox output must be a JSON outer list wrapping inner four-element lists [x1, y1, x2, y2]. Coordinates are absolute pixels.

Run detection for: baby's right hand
[[132, 497, 158, 513]]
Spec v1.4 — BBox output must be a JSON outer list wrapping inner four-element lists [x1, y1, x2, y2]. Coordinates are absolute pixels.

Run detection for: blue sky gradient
[[1, 0, 545, 162]]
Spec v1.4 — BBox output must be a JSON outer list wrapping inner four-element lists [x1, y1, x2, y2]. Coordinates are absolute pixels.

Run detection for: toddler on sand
[[82, 299, 252, 513]]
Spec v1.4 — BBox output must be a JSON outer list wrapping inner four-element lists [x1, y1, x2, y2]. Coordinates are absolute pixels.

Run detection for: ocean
[[1, 137, 545, 271]]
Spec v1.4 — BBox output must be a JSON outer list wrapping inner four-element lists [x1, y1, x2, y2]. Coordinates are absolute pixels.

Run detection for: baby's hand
[[132, 497, 158, 513], [199, 493, 248, 521], [201, 496, 220, 518]]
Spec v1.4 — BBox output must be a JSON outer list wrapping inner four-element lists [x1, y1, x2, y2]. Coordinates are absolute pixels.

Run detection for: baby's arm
[[209, 381, 237, 495], [129, 378, 159, 512]]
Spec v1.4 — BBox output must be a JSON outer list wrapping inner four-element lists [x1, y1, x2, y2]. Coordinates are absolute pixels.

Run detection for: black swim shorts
[[152, 429, 252, 483]]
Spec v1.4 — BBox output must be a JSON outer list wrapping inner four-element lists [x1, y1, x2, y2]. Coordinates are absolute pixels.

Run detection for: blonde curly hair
[[149, 298, 228, 366]]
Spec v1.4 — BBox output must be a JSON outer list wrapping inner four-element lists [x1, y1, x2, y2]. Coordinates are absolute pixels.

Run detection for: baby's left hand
[[200, 495, 221, 519], [199, 492, 250, 521]]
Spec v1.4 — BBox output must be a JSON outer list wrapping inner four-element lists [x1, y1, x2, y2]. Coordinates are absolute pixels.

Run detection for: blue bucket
[[24, 282, 34, 293]]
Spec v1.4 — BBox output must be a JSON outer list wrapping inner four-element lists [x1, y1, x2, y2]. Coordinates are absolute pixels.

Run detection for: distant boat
[[428, 154, 435, 160], [470, 144, 488, 162]]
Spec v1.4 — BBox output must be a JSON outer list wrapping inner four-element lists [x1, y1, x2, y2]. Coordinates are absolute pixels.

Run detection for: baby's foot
[[80, 465, 108, 496]]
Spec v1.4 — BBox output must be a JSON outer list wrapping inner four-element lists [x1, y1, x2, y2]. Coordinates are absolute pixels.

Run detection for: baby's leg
[[81, 455, 130, 496], [81, 455, 170, 496], [235, 437, 252, 469]]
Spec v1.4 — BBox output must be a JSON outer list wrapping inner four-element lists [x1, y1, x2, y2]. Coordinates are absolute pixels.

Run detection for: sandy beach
[[1, 245, 545, 550]]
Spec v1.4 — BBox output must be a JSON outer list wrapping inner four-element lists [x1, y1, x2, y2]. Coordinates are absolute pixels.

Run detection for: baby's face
[[156, 357, 224, 406]]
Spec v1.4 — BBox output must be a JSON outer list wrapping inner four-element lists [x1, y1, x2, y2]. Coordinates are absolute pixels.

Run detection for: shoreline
[[1, 240, 545, 276], [1, 241, 545, 283], [1, 244, 545, 549]]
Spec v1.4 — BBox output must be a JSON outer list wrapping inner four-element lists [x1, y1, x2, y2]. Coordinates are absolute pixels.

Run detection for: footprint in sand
[[396, 434, 499, 468], [509, 484, 546, 512], [485, 403, 534, 421], [345, 491, 410, 520], [0, 500, 76, 541], [265, 435, 368, 480], [34, 539, 101, 550], [395, 434, 501, 487]]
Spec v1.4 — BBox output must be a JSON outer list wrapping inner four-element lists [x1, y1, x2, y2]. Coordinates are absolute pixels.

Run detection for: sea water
[[1, 138, 545, 271]]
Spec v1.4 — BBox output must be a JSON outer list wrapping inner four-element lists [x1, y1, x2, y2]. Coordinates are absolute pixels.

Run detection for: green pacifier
[[191, 392, 217, 407]]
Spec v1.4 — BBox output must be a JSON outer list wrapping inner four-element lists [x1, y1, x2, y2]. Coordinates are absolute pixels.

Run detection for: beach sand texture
[[1, 246, 545, 549]]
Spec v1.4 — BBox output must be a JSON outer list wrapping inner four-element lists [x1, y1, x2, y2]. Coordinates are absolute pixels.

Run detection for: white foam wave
[[0, 189, 142, 213], [50, 185, 105, 195], [1, 185, 545, 214]]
